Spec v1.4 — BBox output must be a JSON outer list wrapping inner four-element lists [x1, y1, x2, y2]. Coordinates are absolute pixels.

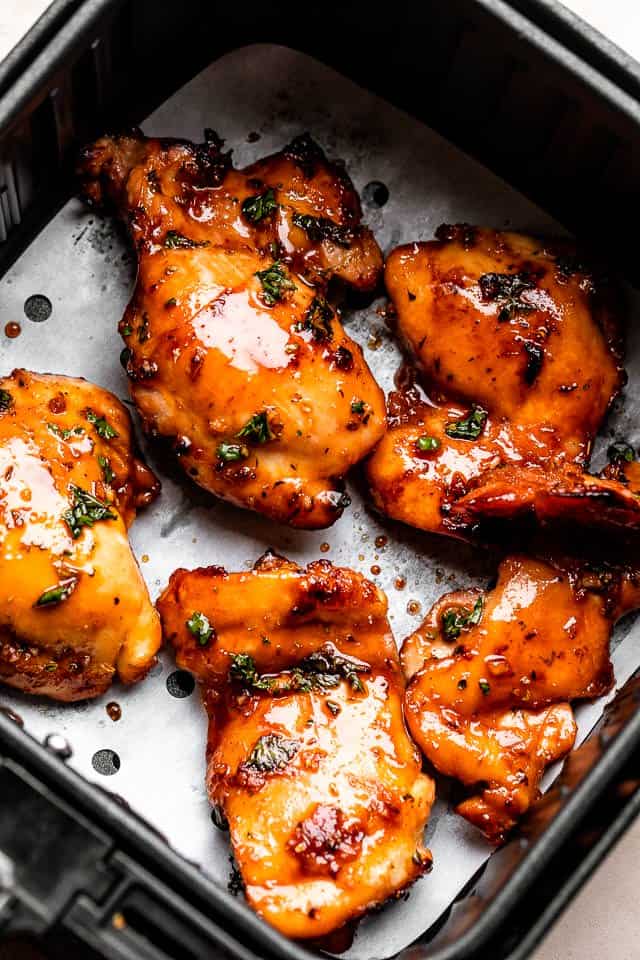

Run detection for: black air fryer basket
[[0, 2, 639, 959]]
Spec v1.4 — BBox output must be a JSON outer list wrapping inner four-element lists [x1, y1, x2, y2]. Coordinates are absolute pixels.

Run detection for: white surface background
[[0, 2, 638, 959]]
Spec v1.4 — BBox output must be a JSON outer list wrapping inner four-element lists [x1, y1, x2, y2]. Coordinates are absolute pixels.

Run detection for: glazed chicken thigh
[[402, 552, 640, 841], [78, 130, 385, 528], [0, 370, 161, 700], [367, 225, 640, 540], [158, 553, 434, 938]]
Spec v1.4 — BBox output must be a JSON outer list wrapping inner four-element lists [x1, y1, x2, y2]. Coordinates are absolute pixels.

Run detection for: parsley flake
[[445, 405, 488, 441], [97, 455, 114, 485], [417, 435, 440, 453], [442, 597, 484, 640], [0, 389, 13, 412], [63, 484, 117, 539], [35, 575, 79, 608], [237, 411, 273, 445], [242, 188, 277, 223], [186, 611, 214, 646], [291, 212, 354, 248], [48, 423, 85, 441], [217, 441, 249, 463], [255, 261, 296, 306], [295, 296, 334, 341], [287, 647, 369, 693], [86, 409, 118, 441], [241, 734, 298, 774], [137, 314, 151, 343], [229, 653, 273, 691], [164, 231, 209, 249], [478, 271, 536, 322]]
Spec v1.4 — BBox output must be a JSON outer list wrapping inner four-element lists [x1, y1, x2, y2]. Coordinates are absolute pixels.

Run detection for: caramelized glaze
[[78, 130, 386, 528], [158, 553, 434, 937], [0, 370, 161, 700], [366, 225, 638, 539], [402, 553, 640, 841]]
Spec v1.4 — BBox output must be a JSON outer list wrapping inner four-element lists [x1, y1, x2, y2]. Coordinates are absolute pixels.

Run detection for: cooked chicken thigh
[[367, 225, 639, 540], [78, 130, 385, 528], [0, 370, 161, 700], [402, 553, 640, 841], [158, 553, 434, 938]]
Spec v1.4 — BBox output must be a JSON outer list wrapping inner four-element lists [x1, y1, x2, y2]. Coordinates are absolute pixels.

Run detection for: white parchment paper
[[0, 44, 638, 958]]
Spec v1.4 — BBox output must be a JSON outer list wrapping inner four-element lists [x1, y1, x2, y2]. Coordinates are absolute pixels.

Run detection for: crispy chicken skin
[[78, 130, 385, 528], [402, 553, 640, 841], [367, 224, 638, 539], [158, 553, 434, 938], [0, 370, 161, 701]]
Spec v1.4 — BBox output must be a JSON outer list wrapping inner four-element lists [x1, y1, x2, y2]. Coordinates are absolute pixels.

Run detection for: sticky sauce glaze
[[0, 369, 161, 701], [78, 130, 387, 529], [401, 553, 640, 841], [367, 225, 631, 541], [158, 553, 435, 938]]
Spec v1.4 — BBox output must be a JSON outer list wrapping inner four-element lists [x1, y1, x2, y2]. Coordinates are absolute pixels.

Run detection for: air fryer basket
[[0, 3, 639, 960]]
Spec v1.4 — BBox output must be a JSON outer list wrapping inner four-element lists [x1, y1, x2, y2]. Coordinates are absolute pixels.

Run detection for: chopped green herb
[[63, 484, 117, 539], [216, 441, 249, 463], [241, 188, 277, 223], [164, 230, 209, 249], [351, 399, 366, 415], [479, 678, 491, 696], [416, 435, 440, 453], [97, 454, 114, 485], [86, 409, 118, 441], [608, 440, 635, 464], [291, 212, 353, 248], [45, 662, 58, 672], [293, 647, 369, 693], [445, 405, 488, 441], [164, 298, 177, 309], [241, 734, 298, 773], [229, 653, 274, 691], [35, 575, 79, 608], [237, 411, 273, 445], [0, 389, 13, 412], [186, 610, 214, 646], [48, 423, 85, 441], [442, 597, 484, 640], [137, 314, 151, 344], [295, 296, 333, 341], [478, 271, 536, 322], [229, 646, 368, 696], [255, 261, 296, 305]]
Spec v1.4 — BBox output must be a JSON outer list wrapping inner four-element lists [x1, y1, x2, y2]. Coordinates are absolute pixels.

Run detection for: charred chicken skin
[[158, 553, 434, 938], [78, 130, 385, 528], [402, 553, 640, 841], [367, 224, 639, 540], [0, 370, 161, 701]]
